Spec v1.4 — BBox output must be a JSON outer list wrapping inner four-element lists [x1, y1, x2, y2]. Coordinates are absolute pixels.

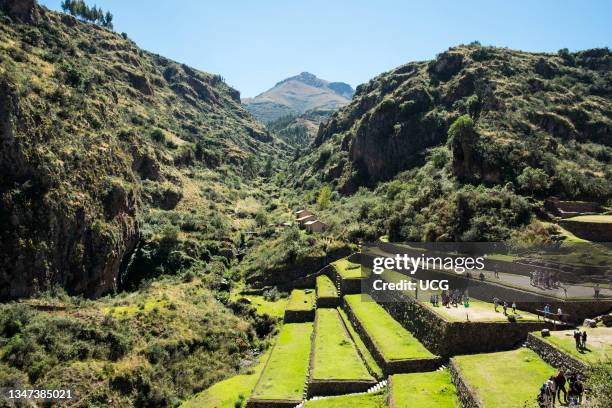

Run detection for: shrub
[[151, 128, 166, 144], [517, 166, 550, 195]]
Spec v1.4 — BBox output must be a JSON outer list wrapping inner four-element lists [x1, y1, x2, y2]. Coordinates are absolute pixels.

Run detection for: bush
[[151, 128, 166, 144], [517, 166, 550, 195]]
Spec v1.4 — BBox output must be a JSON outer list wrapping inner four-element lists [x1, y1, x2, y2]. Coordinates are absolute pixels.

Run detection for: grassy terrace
[[338, 308, 384, 378], [287, 289, 316, 311], [344, 294, 435, 361], [333, 258, 363, 279], [312, 309, 374, 381], [390, 371, 459, 407], [381, 270, 539, 322], [250, 323, 313, 401], [316, 275, 338, 298], [534, 327, 612, 365], [303, 391, 386, 407], [453, 348, 555, 408], [565, 215, 612, 223]]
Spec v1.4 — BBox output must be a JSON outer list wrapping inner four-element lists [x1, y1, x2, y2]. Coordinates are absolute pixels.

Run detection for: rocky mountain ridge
[[242, 71, 354, 122]]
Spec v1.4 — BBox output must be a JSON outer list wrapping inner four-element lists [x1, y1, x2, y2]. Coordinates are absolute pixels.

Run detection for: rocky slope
[[242, 72, 354, 122], [0, 0, 280, 300], [290, 45, 611, 242]]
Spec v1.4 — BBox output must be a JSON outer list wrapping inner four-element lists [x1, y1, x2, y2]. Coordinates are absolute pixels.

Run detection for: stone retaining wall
[[283, 309, 315, 323], [368, 277, 550, 358], [306, 379, 376, 398], [525, 333, 589, 375], [246, 399, 301, 408], [559, 219, 612, 242], [316, 296, 340, 308], [449, 359, 482, 408], [341, 297, 441, 375]]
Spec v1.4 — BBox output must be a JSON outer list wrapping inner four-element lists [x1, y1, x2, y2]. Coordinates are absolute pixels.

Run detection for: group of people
[[492, 297, 517, 315], [531, 270, 561, 290], [430, 289, 469, 308], [543, 304, 566, 322], [573, 328, 588, 350], [538, 371, 584, 407]]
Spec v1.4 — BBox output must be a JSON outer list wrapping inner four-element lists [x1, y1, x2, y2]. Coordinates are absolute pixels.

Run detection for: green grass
[[286, 289, 316, 312], [344, 294, 435, 361], [534, 328, 612, 365], [312, 309, 374, 381], [390, 371, 460, 407], [453, 348, 556, 408], [303, 391, 387, 407], [337, 308, 383, 378], [316, 275, 338, 298], [333, 258, 363, 279], [565, 215, 612, 223], [250, 323, 313, 401], [180, 349, 270, 408]]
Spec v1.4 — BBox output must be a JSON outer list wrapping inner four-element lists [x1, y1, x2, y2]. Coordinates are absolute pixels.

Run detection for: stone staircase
[[293, 379, 388, 408]]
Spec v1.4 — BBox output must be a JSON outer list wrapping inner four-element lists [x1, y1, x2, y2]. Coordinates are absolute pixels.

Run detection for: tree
[[60, 0, 114, 30], [262, 156, 273, 178], [517, 166, 550, 195], [317, 185, 332, 210]]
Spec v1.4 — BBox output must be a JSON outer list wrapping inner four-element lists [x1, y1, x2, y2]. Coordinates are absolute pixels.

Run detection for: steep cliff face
[[302, 46, 611, 197], [0, 1, 277, 299]]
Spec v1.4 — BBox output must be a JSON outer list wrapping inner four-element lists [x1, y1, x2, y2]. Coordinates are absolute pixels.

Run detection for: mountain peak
[[245, 73, 354, 122]]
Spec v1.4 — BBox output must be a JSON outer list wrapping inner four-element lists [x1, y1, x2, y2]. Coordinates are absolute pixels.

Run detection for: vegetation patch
[[390, 370, 459, 407], [344, 294, 435, 361], [312, 309, 373, 381], [453, 348, 555, 407], [250, 323, 313, 401], [180, 349, 270, 408]]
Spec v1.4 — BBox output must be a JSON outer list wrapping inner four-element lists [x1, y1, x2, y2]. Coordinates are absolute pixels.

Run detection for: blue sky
[[39, 0, 611, 97]]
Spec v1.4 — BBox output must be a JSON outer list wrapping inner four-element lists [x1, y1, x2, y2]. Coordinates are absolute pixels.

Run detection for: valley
[[0, 1, 610, 407]]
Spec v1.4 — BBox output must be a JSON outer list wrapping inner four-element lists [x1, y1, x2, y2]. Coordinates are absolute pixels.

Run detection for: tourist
[[594, 283, 600, 299], [581, 330, 587, 350], [512, 301, 517, 314], [573, 329, 581, 349], [493, 297, 499, 312], [503, 301, 508, 315], [554, 371, 567, 404], [546, 377, 557, 406], [568, 375, 583, 405], [563, 287, 568, 299], [544, 304, 551, 320], [479, 272, 485, 281], [557, 307, 563, 322], [434, 294, 439, 307]]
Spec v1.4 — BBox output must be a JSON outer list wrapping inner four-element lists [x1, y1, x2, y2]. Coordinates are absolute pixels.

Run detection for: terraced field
[[316, 275, 338, 299], [250, 323, 313, 402], [534, 327, 612, 365], [311, 309, 374, 382], [333, 258, 363, 279], [303, 391, 387, 407], [452, 348, 556, 407], [338, 308, 384, 378], [389, 371, 459, 408], [287, 289, 316, 311], [344, 294, 436, 362]]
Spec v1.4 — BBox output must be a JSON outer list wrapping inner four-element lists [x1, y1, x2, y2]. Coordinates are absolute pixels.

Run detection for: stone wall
[[316, 296, 340, 308], [246, 399, 301, 408], [449, 359, 483, 408], [341, 297, 441, 375], [525, 333, 589, 375], [306, 380, 376, 398], [368, 281, 550, 358], [283, 309, 315, 323], [560, 219, 612, 242]]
